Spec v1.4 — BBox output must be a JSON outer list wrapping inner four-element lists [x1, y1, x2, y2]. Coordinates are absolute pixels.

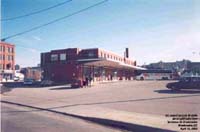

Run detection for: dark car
[[166, 77, 200, 90], [71, 79, 83, 88]]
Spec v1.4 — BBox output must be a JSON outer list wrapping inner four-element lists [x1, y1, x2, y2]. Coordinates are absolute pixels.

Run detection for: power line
[[1, 0, 72, 21], [1, 0, 108, 41]]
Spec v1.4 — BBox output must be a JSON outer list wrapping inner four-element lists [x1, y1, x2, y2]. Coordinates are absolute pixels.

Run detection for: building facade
[[144, 60, 200, 76], [20, 67, 42, 81], [0, 42, 15, 81], [41, 48, 142, 85]]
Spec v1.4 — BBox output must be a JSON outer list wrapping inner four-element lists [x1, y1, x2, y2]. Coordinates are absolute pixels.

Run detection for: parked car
[[71, 79, 83, 88], [14, 76, 20, 81], [166, 77, 200, 91], [23, 78, 35, 85]]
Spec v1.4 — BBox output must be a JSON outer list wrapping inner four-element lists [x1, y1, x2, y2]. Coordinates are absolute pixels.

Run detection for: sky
[[1, 0, 200, 67]]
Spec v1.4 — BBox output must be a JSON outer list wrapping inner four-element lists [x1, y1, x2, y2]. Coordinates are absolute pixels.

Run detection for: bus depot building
[[41, 48, 143, 87]]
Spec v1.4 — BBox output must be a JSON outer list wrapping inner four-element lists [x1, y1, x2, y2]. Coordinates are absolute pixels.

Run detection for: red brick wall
[[41, 48, 137, 83], [0, 42, 15, 70], [98, 49, 136, 66]]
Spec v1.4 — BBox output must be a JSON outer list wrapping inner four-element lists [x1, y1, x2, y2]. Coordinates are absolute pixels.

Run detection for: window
[[6, 63, 11, 69], [88, 52, 94, 57], [51, 54, 58, 61], [101, 52, 103, 57], [7, 47, 10, 53], [60, 53, 66, 60], [104, 54, 106, 58]]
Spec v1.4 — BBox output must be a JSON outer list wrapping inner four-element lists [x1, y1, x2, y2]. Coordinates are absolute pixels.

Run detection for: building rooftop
[[0, 41, 15, 46]]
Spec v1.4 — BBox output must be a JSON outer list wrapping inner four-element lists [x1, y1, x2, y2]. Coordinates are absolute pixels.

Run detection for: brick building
[[41, 48, 144, 86], [0, 42, 15, 81], [20, 67, 42, 81]]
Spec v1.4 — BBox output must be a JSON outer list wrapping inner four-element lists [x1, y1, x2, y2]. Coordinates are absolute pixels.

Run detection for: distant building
[[187, 62, 200, 75], [144, 60, 189, 71], [0, 42, 15, 82], [144, 60, 200, 75], [41, 48, 144, 86], [20, 67, 42, 81]]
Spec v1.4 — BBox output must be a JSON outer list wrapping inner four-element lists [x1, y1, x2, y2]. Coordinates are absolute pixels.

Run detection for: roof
[[77, 58, 145, 70], [0, 41, 15, 46], [136, 69, 172, 73]]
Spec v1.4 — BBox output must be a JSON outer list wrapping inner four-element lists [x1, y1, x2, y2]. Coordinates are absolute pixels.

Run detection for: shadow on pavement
[[49, 86, 79, 90], [154, 89, 200, 94], [82, 116, 176, 132], [1, 82, 72, 93], [1, 82, 45, 94], [2, 82, 41, 88], [0, 86, 12, 94]]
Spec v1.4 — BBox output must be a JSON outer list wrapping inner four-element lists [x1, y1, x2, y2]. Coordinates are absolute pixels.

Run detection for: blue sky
[[1, 0, 200, 67]]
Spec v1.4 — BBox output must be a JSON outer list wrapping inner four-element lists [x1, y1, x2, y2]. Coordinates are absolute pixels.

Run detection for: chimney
[[125, 48, 129, 58]]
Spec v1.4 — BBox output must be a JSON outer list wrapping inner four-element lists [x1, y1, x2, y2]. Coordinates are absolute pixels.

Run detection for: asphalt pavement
[[1, 80, 200, 131], [1, 103, 122, 132]]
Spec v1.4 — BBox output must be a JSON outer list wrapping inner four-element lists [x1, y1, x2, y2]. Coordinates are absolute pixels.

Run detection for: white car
[[14, 77, 20, 81]]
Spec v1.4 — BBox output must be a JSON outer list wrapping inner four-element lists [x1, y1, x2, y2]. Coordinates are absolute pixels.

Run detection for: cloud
[[32, 36, 41, 41], [127, 21, 200, 65], [156, 30, 200, 62], [28, 48, 40, 53]]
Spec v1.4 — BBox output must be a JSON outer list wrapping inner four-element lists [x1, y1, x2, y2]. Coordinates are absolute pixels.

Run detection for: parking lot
[[2, 80, 200, 115], [1, 80, 200, 131]]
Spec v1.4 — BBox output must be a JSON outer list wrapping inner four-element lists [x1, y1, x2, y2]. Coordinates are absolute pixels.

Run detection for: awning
[[77, 58, 146, 70]]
